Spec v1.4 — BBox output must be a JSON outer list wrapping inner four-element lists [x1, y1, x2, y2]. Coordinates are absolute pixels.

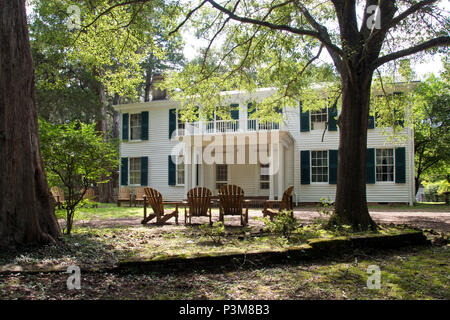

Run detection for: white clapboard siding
[[283, 103, 413, 204], [119, 102, 186, 201], [116, 88, 415, 204]]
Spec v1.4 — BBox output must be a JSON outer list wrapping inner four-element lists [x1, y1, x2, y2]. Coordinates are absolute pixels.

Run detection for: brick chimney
[[152, 74, 167, 100]]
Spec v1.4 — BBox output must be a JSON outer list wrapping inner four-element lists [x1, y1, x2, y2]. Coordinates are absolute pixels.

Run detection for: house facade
[[113, 86, 416, 205]]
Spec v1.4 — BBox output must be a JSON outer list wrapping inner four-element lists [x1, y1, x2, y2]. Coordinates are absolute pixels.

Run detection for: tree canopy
[[161, 0, 449, 230]]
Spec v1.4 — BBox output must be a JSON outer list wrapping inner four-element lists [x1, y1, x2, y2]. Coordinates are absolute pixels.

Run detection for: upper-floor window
[[129, 157, 141, 185], [376, 149, 394, 182], [311, 150, 328, 183], [216, 164, 228, 189], [260, 164, 269, 189], [130, 114, 142, 140], [310, 108, 327, 130], [177, 111, 185, 135], [311, 108, 327, 123]]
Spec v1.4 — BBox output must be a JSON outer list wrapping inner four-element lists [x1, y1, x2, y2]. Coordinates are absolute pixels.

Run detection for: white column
[[192, 147, 197, 187], [278, 144, 284, 200], [269, 143, 275, 200], [184, 143, 191, 196]]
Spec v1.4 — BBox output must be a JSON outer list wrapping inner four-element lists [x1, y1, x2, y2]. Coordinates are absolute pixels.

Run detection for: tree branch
[[373, 36, 450, 69], [292, 0, 343, 71], [370, 0, 439, 43], [81, 0, 148, 30], [169, 0, 208, 36], [205, 0, 321, 39]]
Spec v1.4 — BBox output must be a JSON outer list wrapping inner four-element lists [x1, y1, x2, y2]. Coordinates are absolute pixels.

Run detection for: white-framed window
[[177, 111, 185, 136], [216, 164, 228, 189], [310, 107, 327, 130], [311, 150, 328, 183], [129, 157, 141, 185], [376, 149, 394, 182], [260, 164, 270, 189], [176, 155, 185, 185], [311, 108, 327, 123], [130, 113, 142, 140]]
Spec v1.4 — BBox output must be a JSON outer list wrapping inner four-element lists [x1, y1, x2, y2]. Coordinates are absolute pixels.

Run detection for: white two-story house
[[113, 84, 416, 205]]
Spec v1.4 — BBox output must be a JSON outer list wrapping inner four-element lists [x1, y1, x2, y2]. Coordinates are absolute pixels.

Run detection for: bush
[[39, 119, 118, 235], [199, 222, 225, 245], [313, 197, 334, 227], [423, 180, 449, 203], [259, 210, 299, 242]]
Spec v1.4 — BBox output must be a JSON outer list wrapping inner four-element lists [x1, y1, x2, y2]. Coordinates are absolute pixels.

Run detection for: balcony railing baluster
[[178, 118, 281, 136]]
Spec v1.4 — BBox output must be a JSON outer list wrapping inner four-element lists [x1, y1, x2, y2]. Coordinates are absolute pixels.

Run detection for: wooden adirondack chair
[[218, 185, 249, 226], [186, 187, 213, 225], [262, 185, 294, 221], [133, 187, 146, 206], [142, 187, 179, 225], [82, 187, 98, 208], [117, 187, 132, 207], [50, 187, 64, 209]]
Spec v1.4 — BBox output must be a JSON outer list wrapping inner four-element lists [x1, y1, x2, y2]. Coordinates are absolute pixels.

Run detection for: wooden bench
[[133, 187, 146, 206], [50, 187, 64, 209], [117, 187, 132, 207]]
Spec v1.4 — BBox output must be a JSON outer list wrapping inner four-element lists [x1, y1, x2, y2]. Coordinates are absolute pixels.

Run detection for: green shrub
[[313, 197, 334, 227], [259, 210, 299, 242], [39, 119, 118, 235], [423, 180, 449, 202], [199, 222, 225, 245]]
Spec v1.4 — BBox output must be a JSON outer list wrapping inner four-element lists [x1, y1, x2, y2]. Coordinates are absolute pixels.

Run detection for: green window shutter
[[368, 115, 375, 129], [247, 102, 255, 116], [275, 105, 282, 114], [141, 111, 149, 140], [328, 103, 338, 131], [393, 92, 404, 127], [230, 104, 239, 119], [231, 104, 239, 130], [196, 163, 199, 186], [247, 102, 256, 131], [395, 147, 406, 183], [169, 109, 176, 139], [300, 102, 310, 132], [300, 150, 310, 184], [168, 155, 176, 186], [140, 157, 148, 186], [194, 106, 200, 120], [120, 158, 128, 186], [394, 108, 404, 127], [329, 150, 338, 184], [122, 113, 129, 141], [366, 148, 375, 184]]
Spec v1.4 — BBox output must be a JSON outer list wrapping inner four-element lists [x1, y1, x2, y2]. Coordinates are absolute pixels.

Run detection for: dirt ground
[[75, 207, 450, 232]]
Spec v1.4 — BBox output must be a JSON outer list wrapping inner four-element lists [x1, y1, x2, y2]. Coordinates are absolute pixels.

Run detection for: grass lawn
[[0, 245, 448, 300], [55, 202, 450, 224], [0, 204, 447, 300], [0, 216, 419, 271], [55, 203, 144, 221]]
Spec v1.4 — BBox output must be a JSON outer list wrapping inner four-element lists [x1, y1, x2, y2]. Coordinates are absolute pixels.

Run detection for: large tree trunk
[[0, 0, 61, 248], [110, 94, 121, 195], [93, 80, 115, 203], [331, 68, 377, 231], [144, 67, 152, 102]]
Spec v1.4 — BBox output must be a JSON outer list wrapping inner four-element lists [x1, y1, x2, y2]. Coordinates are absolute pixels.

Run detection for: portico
[[179, 131, 294, 199]]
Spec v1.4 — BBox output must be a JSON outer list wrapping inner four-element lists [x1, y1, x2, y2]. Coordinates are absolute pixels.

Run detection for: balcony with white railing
[[179, 119, 283, 136]]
